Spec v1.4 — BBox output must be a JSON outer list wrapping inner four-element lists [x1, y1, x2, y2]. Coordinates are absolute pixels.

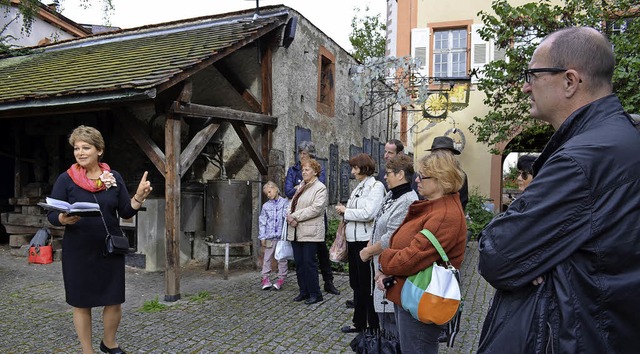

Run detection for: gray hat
[[426, 136, 460, 155]]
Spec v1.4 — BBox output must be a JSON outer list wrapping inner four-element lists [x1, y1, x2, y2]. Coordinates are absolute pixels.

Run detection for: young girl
[[258, 181, 290, 290]]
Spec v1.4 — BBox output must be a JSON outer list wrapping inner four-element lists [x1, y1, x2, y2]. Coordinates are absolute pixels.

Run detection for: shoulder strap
[[420, 229, 449, 262]]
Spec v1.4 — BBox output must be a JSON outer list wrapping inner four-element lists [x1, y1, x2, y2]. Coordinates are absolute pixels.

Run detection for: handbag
[[349, 297, 401, 353], [274, 218, 294, 261], [400, 229, 461, 325], [105, 233, 130, 255], [329, 218, 348, 262], [93, 194, 130, 256], [28, 227, 53, 264]]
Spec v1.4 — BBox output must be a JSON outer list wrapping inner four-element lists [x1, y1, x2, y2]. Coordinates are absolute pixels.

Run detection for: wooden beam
[[164, 113, 182, 301], [231, 121, 268, 175], [261, 45, 273, 115], [170, 102, 277, 126], [179, 122, 220, 174], [213, 62, 261, 112], [115, 110, 166, 177], [261, 125, 272, 173], [260, 44, 273, 176], [177, 80, 193, 104], [13, 125, 22, 209]]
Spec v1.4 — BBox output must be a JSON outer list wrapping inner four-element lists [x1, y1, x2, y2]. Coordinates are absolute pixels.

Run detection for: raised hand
[[135, 171, 152, 201]]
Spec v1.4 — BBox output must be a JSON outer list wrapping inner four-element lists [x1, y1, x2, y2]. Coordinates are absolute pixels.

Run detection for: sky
[[58, 0, 387, 52]]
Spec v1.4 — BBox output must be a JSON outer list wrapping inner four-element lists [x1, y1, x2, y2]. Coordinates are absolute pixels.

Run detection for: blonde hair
[[263, 181, 280, 195], [69, 125, 105, 152], [419, 150, 464, 194]]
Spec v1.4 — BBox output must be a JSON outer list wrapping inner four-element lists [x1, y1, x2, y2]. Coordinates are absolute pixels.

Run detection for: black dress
[[47, 170, 137, 308]]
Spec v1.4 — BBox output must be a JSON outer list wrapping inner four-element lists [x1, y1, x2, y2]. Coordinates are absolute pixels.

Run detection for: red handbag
[[28, 245, 53, 264]]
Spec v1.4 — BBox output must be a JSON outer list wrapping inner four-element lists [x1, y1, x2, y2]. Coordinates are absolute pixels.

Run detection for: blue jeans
[[395, 305, 440, 354], [291, 241, 321, 298]]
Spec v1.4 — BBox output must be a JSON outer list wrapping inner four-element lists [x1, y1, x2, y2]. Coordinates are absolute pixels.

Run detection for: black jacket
[[478, 95, 640, 353]]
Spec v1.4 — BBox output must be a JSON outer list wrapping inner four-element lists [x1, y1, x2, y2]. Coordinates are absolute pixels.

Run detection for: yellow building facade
[[387, 0, 561, 208]]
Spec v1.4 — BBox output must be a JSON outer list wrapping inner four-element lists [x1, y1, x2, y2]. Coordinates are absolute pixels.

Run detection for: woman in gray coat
[[360, 154, 418, 337]]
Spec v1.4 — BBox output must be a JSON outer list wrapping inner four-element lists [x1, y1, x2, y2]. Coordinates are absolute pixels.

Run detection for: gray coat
[[371, 188, 418, 313]]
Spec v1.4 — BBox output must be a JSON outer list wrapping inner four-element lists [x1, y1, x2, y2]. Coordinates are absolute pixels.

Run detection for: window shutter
[[470, 24, 490, 83], [411, 28, 430, 77]]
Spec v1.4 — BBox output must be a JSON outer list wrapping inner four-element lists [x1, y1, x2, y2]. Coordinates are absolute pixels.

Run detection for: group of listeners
[[259, 26, 640, 354], [258, 134, 469, 353]]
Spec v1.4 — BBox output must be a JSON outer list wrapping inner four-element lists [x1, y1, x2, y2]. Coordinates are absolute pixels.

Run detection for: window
[[411, 28, 429, 76], [317, 47, 335, 117], [433, 28, 467, 78]]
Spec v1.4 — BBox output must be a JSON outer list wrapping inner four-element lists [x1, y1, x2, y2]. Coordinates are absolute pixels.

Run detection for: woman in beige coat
[[287, 159, 328, 305]]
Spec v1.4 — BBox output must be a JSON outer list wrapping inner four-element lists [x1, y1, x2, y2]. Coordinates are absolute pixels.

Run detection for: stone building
[[0, 5, 387, 299]]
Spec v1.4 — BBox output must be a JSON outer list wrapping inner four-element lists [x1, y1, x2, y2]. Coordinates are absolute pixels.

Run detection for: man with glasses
[[478, 27, 640, 353]]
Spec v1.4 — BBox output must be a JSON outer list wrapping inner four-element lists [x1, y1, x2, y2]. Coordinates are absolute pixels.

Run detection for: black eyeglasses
[[417, 173, 433, 181], [523, 68, 567, 83], [518, 170, 530, 179]]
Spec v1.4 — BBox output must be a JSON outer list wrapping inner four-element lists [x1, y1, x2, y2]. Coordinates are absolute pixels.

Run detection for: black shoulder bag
[[93, 194, 130, 256]]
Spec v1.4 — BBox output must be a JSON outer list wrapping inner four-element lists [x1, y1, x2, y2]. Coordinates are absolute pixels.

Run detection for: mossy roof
[[0, 7, 290, 108]]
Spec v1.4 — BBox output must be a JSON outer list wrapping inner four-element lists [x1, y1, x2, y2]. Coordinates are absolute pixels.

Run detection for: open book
[[38, 197, 102, 217]]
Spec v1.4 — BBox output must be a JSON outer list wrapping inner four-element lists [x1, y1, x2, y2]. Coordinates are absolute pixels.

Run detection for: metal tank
[[205, 180, 252, 243], [181, 181, 205, 233]]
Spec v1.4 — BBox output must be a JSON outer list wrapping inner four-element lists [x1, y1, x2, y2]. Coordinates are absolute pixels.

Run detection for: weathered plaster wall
[[270, 13, 385, 186], [1, 6, 77, 47]]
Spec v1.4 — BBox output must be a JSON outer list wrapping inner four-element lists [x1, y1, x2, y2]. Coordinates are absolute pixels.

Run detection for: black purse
[[105, 233, 130, 255], [93, 195, 130, 256]]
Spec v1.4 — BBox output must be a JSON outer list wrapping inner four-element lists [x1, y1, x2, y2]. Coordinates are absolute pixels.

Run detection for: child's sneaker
[[273, 278, 285, 290], [261, 278, 272, 290]]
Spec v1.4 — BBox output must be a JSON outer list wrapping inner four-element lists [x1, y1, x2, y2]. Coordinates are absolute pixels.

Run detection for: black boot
[[324, 281, 340, 295]]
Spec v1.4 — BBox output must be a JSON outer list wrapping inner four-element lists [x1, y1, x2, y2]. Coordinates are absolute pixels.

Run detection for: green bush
[[466, 187, 495, 241], [503, 164, 519, 189]]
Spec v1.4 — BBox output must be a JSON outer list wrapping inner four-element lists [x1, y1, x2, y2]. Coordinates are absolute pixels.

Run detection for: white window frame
[[433, 28, 468, 78]]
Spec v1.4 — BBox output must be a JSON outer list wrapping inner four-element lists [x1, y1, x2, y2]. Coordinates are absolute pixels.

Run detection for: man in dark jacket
[[478, 27, 640, 353]]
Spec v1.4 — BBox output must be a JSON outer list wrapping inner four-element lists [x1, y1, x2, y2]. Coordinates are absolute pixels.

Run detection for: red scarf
[[66, 162, 111, 192]]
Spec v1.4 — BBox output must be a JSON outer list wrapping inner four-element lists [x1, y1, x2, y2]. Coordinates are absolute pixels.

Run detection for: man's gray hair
[[546, 27, 614, 92], [297, 141, 316, 158]]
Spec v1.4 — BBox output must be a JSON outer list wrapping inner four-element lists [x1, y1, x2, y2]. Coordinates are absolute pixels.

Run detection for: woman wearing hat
[[427, 136, 468, 210]]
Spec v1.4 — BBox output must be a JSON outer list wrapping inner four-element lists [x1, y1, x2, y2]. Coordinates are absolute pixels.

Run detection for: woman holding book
[[47, 125, 152, 354]]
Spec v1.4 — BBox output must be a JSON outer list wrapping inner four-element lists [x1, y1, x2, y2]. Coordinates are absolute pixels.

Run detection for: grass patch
[[139, 296, 168, 313], [187, 290, 211, 303]]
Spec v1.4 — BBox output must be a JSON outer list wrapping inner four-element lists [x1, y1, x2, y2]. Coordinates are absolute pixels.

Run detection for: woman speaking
[[48, 125, 152, 354]]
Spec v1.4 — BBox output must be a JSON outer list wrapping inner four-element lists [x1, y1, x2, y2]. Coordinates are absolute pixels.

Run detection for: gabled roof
[[0, 6, 291, 111], [8, 0, 91, 38]]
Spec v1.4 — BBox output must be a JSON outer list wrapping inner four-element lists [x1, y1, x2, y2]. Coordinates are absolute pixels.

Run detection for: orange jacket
[[379, 193, 467, 305]]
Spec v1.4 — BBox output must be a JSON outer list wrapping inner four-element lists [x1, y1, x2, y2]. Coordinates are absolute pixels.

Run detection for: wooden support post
[[164, 113, 182, 302], [261, 45, 272, 116]]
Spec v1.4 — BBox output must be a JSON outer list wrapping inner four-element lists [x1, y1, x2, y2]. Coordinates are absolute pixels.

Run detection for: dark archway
[[499, 124, 553, 211]]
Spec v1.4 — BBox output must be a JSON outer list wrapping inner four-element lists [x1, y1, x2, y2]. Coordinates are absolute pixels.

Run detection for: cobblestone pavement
[[0, 241, 493, 353]]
